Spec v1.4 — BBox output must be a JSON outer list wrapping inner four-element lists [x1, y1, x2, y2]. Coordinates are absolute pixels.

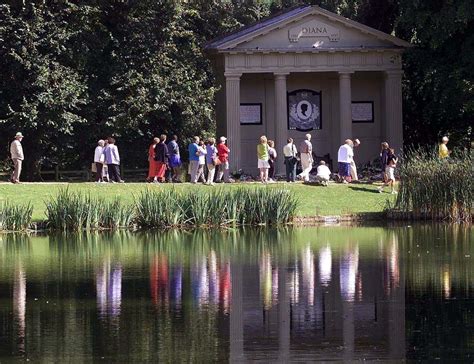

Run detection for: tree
[[0, 1, 94, 178]]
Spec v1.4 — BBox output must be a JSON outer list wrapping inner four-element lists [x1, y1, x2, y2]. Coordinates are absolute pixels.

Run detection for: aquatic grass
[[0, 201, 33, 231], [45, 189, 134, 231], [134, 189, 186, 228], [394, 148, 473, 222], [134, 186, 298, 229], [101, 199, 135, 229]]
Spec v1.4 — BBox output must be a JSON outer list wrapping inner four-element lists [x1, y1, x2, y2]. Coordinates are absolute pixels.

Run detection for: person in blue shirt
[[188, 136, 200, 183], [167, 135, 181, 182]]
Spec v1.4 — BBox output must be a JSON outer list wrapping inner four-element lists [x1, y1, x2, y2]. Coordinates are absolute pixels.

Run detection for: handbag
[[213, 157, 222, 166]]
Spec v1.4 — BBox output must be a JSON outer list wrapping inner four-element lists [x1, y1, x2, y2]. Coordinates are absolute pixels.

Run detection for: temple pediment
[[207, 6, 411, 53]]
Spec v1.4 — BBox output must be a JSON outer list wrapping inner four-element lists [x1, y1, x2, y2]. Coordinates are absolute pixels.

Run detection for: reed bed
[[394, 148, 473, 222], [45, 189, 134, 231], [134, 187, 298, 228], [0, 201, 33, 231]]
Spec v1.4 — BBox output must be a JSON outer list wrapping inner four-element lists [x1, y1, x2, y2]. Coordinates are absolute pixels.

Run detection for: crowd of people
[[8, 131, 452, 190]]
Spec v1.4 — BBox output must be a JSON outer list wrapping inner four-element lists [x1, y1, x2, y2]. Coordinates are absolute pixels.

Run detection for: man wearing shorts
[[337, 139, 354, 183]]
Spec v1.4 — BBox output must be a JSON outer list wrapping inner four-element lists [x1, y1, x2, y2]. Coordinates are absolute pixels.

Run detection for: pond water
[[0, 225, 472, 362]]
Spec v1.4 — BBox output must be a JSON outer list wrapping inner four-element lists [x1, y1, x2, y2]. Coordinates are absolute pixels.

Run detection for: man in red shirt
[[216, 136, 232, 183]]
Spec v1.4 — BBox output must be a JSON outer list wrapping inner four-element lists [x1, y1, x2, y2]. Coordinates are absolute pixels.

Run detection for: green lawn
[[0, 182, 396, 221]]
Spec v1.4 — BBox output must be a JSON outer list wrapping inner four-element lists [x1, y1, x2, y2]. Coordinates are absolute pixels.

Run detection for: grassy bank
[[0, 182, 393, 222]]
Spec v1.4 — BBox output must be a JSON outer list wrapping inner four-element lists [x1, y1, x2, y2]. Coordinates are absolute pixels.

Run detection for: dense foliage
[[394, 148, 473, 222], [0, 0, 472, 179]]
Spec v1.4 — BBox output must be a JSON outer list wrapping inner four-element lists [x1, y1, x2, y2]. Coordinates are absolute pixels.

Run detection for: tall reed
[[0, 201, 33, 231], [134, 187, 298, 228], [394, 148, 473, 222], [45, 189, 134, 231]]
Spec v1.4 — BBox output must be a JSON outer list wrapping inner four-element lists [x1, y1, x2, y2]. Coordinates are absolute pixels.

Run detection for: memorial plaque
[[240, 103, 262, 125], [352, 102, 374, 123], [288, 89, 321, 131]]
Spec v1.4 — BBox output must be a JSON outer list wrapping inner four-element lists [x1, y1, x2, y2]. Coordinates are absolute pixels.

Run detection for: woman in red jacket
[[147, 137, 159, 182], [216, 136, 231, 183]]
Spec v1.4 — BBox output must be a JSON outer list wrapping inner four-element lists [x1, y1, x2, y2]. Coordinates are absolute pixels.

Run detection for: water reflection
[[96, 260, 122, 320], [0, 225, 472, 361]]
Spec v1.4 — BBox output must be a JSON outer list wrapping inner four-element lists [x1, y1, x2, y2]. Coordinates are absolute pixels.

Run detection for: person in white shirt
[[350, 138, 360, 181], [315, 160, 331, 186], [282, 138, 298, 182], [298, 134, 313, 182], [337, 139, 354, 184], [103, 137, 124, 183], [195, 141, 207, 184], [10, 132, 24, 184], [93, 140, 106, 182]]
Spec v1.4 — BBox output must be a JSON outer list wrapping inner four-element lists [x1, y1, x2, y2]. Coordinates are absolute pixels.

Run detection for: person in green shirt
[[257, 135, 270, 183], [439, 136, 450, 159]]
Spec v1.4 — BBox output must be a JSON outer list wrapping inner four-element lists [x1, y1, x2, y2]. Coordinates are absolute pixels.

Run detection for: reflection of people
[[298, 134, 313, 182], [10, 132, 24, 184], [439, 136, 450, 159]]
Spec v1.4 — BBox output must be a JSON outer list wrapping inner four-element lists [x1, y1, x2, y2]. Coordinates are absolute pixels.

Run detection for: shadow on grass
[[348, 186, 380, 193]]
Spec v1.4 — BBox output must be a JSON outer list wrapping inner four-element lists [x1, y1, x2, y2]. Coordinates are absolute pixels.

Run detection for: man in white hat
[[10, 132, 24, 183]]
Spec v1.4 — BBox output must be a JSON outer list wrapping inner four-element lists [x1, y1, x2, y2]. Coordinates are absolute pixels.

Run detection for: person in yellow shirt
[[439, 136, 450, 159]]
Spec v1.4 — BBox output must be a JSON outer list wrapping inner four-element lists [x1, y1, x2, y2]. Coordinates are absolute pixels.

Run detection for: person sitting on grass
[[257, 135, 270, 183], [378, 148, 397, 194], [315, 160, 331, 186]]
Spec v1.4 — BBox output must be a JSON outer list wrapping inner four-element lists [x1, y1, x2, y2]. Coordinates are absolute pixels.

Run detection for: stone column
[[274, 73, 289, 174], [338, 72, 353, 144], [384, 70, 404, 154], [225, 73, 242, 172]]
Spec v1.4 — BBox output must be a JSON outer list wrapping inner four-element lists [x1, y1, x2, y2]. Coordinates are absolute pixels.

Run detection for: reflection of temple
[[232, 242, 406, 361]]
